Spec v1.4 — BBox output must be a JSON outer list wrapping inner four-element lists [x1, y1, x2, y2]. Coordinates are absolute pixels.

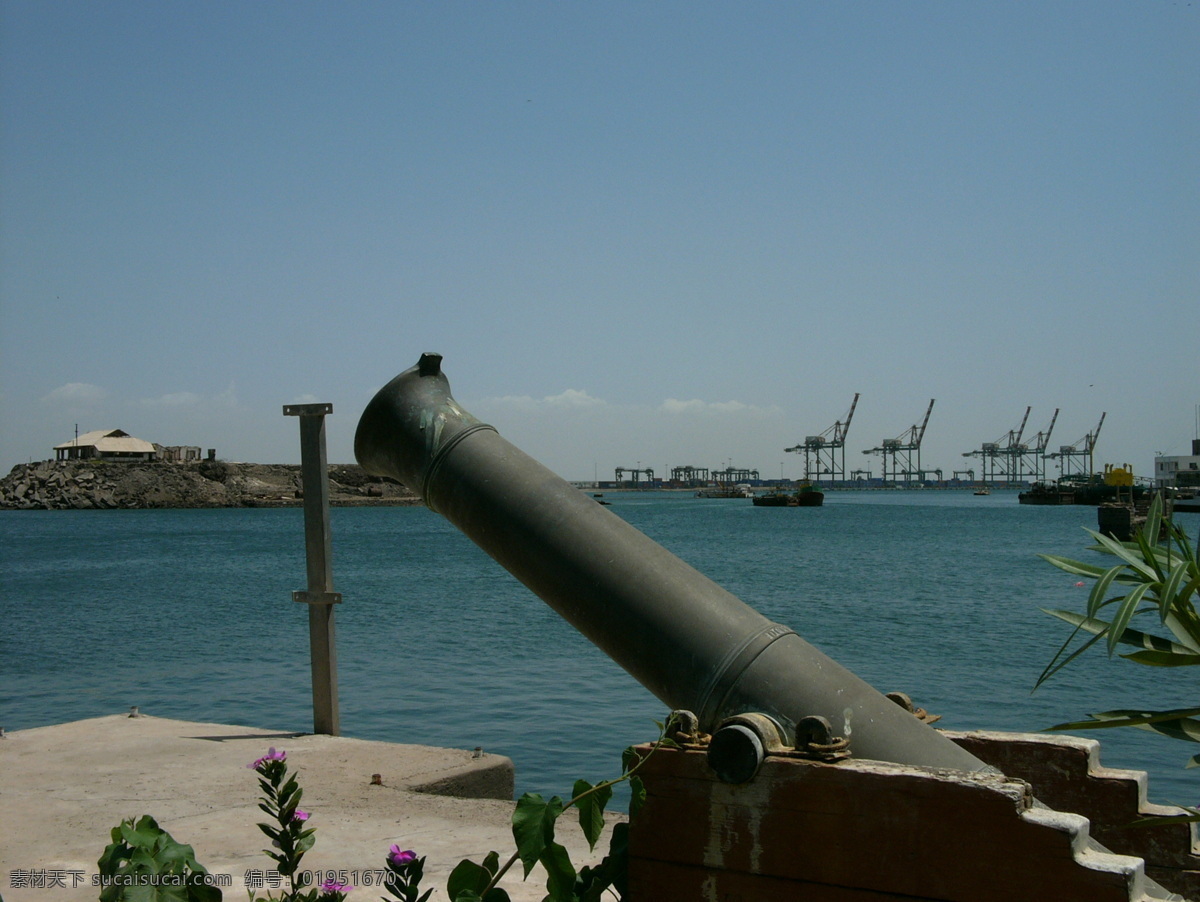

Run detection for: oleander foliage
[[1037, 494, 1200, 822]]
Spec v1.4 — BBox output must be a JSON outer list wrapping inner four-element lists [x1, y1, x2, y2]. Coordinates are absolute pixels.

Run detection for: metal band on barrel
[[696, 623, 796, 733], [421, 421, 498, 511]]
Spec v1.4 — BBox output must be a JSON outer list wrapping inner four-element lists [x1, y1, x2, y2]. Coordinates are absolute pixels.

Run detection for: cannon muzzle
[[356, 353, 988, 775]]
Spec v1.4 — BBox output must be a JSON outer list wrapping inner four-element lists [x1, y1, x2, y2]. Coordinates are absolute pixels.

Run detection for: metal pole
[[283, 402, 341, 735]]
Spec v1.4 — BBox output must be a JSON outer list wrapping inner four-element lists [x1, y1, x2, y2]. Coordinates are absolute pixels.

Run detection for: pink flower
[[388, 845, 416, 865], [293, 809, 310, 822], [248, 747, 287, 769], [320, 879, 352, 893]]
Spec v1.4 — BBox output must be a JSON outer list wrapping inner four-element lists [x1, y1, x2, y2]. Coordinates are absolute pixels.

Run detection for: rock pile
[[0, 460, 419, 510], [1, 462, 124, 509]]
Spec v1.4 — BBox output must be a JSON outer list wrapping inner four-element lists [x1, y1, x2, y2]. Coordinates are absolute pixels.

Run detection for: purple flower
[[292, 809, 310, 822], [388, 845, 417, 865], [248, 747, 287, 769], [320, 878, 352, 893]]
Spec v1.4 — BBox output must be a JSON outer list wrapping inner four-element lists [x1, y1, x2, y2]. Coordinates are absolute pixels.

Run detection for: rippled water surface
[[2, 492, 1197, 807]]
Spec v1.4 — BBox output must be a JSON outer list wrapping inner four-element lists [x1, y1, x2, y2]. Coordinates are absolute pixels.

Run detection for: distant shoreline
[[0, 459, 421, 511]]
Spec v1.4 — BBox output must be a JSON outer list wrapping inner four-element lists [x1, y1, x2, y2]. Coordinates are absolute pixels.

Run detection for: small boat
[[697, 483, 754, 499], [974, 487, 990, 496], [751, 490, 792, 507], [752, 484, 824, 507]]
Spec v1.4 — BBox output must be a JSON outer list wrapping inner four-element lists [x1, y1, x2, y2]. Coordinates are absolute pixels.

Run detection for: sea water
[[2, 492, 1197, 809]]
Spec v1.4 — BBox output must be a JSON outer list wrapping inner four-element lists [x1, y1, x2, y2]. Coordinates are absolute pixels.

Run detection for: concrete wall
[[628, 733, 1193, 901]]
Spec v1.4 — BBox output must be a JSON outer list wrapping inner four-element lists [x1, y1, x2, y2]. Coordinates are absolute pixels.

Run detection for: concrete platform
[[0, 714, 623, 900]]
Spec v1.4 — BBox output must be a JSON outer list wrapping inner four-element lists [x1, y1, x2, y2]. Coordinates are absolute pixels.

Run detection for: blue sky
[[2, 2, 1196, 481]]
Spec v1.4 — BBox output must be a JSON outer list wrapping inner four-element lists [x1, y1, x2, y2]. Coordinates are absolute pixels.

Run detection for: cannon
[[355, 353, 990, 779]]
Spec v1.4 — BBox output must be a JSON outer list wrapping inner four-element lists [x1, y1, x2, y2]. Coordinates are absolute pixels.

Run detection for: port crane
[[862, 399, 935, 486], [962, 407, 1031, 488], [670, 465, 709, 487], [785, 393, 860, 487], [1045, 412, 1106, 480], [711, 466, 760, 484], [1019, 408, 1059, 483], [615, 466, 654, 487]]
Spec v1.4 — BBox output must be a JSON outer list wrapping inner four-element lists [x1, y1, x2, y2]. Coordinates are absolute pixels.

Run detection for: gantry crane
[[670, 465, 709, 487], [1045, 412, 1106, 480], [785, 393, 860, 487], [962, 407, 1031, 488], [614, 466, 654, 487], [711, 466, 760, 484], [863, 399, 935, 486]]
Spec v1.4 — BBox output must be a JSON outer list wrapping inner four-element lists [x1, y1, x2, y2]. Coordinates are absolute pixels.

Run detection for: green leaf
[[1107, 582, 1152, 655], [1162, 564, 1200, 628], [97, 836, 130, 877], [256, 822, 279, 840], [604, 825, 633, 902], [1133, 531, 1165, 584], [1096, 619, 1192, 655], [1090, 529, 1160, 579], [1086, 564, 1125, 619], [628, 775, 647, 820], [97, 815, 219, 902], [621, 745, 647, 776], [598, 822, 631, 900], [480, 850, 502, 877], [1034, 610, 1112, 688], [1119, 650, 1200, 666], [573, 780, 612, 851], [121, 815, 166, 849], [1161, 605, 1200, 653], [512, 793, 563, 879], [447, 859, 493, 900], [195, 884, 223, 902], [1036, 553, 1107, 579], [1142, 492, 1164, 545], [539, 841, 577, 902], [1047, 707, 1200, 742], [1124, 714, 1200, 744]]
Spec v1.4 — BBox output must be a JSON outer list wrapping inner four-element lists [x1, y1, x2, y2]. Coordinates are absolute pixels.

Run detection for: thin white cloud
[[139, 391, 203, 408], [139, 382, 243, 410], [544, 389, 605, 408], [41, 382, 108, 404], [661, 398, 781, 416], [488, 389, 607, 409]]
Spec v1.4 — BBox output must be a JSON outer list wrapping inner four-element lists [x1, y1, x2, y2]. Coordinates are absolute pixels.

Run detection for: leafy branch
[[95, 718, 678, 902], [1036, 493, 1200, 768], [448, 716, 679, 902]]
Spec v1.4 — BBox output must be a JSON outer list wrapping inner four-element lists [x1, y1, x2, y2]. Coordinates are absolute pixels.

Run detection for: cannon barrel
[[355, 353, 988, 774]]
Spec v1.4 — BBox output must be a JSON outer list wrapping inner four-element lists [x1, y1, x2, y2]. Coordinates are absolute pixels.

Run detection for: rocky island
[[0, 460, 420, 510]]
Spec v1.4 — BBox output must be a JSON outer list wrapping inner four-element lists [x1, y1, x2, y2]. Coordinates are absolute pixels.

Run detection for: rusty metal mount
[[886, 691, 942, 725]]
